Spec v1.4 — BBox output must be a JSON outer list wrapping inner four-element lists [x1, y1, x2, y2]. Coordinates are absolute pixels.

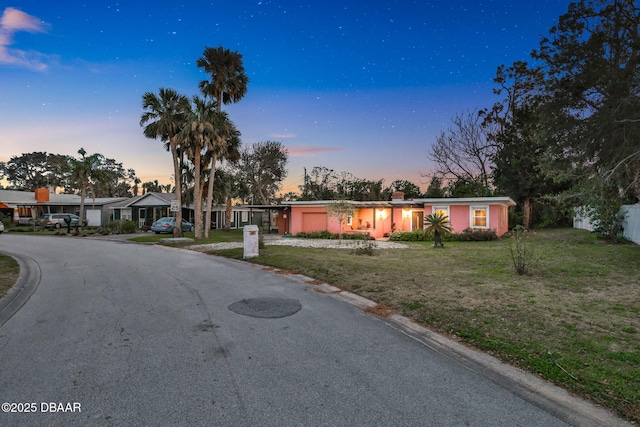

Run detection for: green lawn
[[206, 228, 640, 423], [129, 229, 243, 244], [0, 254, 20, 299]]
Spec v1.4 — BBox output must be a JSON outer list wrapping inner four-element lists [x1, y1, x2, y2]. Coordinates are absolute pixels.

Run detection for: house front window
[[121, 208, 132, 221], [433, 206, 450, 223], [471, 206, 489, 228]]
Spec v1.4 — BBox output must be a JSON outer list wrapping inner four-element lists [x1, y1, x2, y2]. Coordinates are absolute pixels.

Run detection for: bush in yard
[[509, 226, 539, 275], [296, 230, 337, 239], [450, 228, 498, 241], [100, 220, 137, 235], [391, 228, 498, 242], [351, 240, 378, 256], [121, 220, 136, 234], [296, 230, 373, 240], [389, 230, 427, 241]]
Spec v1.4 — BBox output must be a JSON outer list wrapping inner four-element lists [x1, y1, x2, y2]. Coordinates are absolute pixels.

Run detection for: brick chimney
[[35, 188, 50, 203], [391, 191, 405, 201]]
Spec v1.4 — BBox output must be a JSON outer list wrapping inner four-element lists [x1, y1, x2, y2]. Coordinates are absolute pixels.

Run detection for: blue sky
[[0, 1, 571, 193]]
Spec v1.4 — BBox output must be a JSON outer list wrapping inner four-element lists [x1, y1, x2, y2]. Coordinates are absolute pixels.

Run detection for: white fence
[[573, 204, 640, 244]]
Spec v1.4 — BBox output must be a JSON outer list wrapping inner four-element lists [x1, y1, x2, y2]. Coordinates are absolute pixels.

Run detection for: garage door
[[302, 212, 327, 232]]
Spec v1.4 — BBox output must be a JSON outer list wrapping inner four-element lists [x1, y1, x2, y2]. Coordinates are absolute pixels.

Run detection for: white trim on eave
[[414, 197, 516, 207]]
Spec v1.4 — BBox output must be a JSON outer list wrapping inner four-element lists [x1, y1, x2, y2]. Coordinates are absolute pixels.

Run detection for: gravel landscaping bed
[[188, 238, 409, 252]]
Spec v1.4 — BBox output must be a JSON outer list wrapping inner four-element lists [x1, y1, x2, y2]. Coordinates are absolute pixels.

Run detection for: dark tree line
[[428, 0, 640, 234], [295, 166, 426, 201], [0, 151, 139, 197]]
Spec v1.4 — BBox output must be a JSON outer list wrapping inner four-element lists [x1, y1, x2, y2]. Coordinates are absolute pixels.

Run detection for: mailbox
[[243, 225, 259, 258]]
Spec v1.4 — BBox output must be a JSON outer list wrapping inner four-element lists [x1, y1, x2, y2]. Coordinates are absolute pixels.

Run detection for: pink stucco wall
[[290, 202, 511, 238], [289, 206, 328, 235], [424, 204, 509, 236], [290, 206, 400, 238]]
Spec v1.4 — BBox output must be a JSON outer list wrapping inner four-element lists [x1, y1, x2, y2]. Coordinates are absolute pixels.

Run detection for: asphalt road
[[0, 235, 628, 426]]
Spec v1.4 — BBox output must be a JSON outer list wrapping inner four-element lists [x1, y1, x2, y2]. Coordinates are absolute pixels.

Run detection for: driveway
[[0, 235, 628, 426]]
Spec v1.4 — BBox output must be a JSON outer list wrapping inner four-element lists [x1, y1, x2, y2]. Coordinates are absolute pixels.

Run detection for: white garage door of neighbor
[[86, 209, 102, 226]]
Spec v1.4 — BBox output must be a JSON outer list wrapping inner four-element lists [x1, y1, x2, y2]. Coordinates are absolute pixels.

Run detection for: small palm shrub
[[423, 213, 453, 248]]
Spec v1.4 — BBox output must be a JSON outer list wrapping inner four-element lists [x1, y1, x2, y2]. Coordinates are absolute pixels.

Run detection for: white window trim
[[121, 208, 132, 221], [470, 205, 490, 229], [432, 206, 450, 222]]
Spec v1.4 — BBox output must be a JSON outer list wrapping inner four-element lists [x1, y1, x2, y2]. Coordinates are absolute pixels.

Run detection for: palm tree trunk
[[170, 140, 183, 238], [434, 230, 443, 248], [78, 183, 86, 235], [193, 147, 203, 239], [224, 197, 232, 231], [204, 154, 217, 238]]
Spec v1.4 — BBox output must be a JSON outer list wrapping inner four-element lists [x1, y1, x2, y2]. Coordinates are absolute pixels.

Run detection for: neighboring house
[[109, 192, 263, 230], [110, 192, 182, 229], [574, 204, 640, 245], [284, 193, 516, 239], [0, 188, 126, 226], [240, 205, 290, 234]]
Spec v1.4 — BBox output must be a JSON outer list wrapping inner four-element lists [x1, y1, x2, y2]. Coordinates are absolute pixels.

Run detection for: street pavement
[[0, 234, 630, 426]]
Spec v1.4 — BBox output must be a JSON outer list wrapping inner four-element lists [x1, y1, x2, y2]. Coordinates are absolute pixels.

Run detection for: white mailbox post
[[243, 225, 259, 259]]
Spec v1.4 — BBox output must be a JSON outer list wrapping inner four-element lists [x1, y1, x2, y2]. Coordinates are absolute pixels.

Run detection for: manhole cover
[[228, 298, 302, 318]]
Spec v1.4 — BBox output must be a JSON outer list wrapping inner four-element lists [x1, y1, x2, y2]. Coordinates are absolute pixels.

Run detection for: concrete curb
[[0, 251, 41, 328]]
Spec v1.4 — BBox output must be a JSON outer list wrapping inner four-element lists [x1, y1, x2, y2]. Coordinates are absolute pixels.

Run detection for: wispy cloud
[[269, 133, 297, 139], [0, 7, 50, 71], [287, 146, 345, 157]]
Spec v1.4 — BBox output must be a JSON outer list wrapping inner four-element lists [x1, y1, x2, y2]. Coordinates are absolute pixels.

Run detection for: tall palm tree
[[69, 148, 104, 233], [203, 112, 241, 238], [423, 213, 453, 248], [178, 96, 216, 238], [197, 46, 247, 237], [197, 46, 249, 114], [140, 88, 189, 237]]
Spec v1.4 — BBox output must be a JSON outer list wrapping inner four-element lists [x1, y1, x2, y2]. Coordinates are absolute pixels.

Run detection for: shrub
[[296, 230, 337, 239], [295, 230, 373, 240], [508, 226, 539, 275], [121, 220, 136, 234], [1, 217, 11, 229], [389, 228, 498, 242], [389, 230, 428, 241], [351, 240, 378, 256], [450, 228, 498, 241], [99, 220, 137, 235]]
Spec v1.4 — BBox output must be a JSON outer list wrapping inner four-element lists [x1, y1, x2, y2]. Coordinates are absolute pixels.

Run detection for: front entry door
[[411, 211, 424, 231], [138, 208, 146, 228]]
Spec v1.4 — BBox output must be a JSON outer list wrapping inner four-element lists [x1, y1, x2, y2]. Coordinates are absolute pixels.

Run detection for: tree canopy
[[237, 141, 288, 205], [0, 151, 138, 197]]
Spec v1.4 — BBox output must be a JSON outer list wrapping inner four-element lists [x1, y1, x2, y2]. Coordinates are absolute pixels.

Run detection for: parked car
[[151, 217, 194, 234], [41, 213, 88, 229]]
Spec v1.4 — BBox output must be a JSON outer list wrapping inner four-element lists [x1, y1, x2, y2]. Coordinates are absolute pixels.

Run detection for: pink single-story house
[[284, 194, 516, 239]]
